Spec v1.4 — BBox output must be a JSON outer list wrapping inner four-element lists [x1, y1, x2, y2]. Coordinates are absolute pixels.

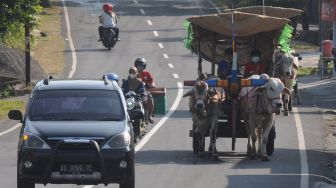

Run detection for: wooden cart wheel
[[266, 123, 276, 156]]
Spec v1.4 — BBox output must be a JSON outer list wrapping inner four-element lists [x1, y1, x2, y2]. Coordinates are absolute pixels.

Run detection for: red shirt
[[140, 70, 154, 85], [244, 62, 266, 76]]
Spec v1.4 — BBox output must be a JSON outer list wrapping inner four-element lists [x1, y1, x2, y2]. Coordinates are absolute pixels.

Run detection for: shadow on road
[[63, 48, 111, 53]]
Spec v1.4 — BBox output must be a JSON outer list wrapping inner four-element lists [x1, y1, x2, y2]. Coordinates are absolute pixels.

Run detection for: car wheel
[[119, 161, 135, 188], [17, 178, 35, 188]]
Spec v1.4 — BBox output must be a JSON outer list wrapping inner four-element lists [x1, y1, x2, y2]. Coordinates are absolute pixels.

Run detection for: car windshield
[[30, 90, 125, 121]]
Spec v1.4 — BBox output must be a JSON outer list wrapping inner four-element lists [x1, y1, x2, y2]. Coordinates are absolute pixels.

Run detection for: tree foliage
[[0, 0, 42, 36]]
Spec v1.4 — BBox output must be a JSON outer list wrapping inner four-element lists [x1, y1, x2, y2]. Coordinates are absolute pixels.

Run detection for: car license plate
[[60, 164, 93, 174]]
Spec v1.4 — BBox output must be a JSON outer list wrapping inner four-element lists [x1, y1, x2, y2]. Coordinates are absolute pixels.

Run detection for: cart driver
[[244, 49, 266, 77]]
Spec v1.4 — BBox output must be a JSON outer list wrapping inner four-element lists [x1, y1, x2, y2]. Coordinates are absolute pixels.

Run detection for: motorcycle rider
[[98, 3, 120, 41], [121, 67, 146, 96], [134, 58, 155, 124]]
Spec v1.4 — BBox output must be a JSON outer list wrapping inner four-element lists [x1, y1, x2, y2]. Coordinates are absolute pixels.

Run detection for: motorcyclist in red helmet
[[98, 3, 120, 41], [134, 58, 155, 124]]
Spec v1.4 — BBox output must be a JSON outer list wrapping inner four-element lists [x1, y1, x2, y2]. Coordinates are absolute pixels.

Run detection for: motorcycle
[[125, 91, 146, 143], [101, 27, 117, 50]]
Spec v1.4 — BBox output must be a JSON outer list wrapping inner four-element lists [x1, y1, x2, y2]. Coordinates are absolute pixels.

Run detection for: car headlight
[[102, 132, 131, 149], [22, 132, 51, 149], [126, 98, 135, 110]]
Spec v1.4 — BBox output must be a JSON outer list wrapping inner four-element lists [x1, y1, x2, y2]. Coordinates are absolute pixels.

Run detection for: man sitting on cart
[[244, 49, 266, 77], [217, 48, 243, 79]]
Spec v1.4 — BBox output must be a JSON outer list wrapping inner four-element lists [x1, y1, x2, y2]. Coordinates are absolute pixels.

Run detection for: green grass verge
[[0, 100, 26, 119], [31, 5, 64, 75], [297, 67, 317, 77]]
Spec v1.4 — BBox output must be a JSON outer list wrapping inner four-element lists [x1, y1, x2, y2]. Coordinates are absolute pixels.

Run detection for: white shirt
[[100, 12, 116, 28]]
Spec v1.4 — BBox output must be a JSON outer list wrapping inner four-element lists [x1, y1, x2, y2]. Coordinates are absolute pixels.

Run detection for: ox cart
[[184, 6, 302, 156]]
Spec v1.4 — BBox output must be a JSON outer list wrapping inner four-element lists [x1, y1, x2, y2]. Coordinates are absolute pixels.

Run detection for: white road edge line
[[163, 54, 169, 59], [168, 63, 174, 68], [173, 73, 179, 79], [0, 1, 76, 135], [135, 82, 183, 152], [140, 9, 145, 15], [147, 20, 153, 26], [153, 31, 159, 37], [293, 107, 309, 188], [62, 0, 77, 79], [0, 123, 21, 137], [158, 43, 164, 48]]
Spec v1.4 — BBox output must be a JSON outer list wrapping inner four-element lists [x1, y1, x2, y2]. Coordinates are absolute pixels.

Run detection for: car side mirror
[[8, 110, 23, 121]]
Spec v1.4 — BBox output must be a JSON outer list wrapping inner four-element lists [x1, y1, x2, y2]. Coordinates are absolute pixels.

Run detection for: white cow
[[240, 75, 290, 161], [273, 52, 299, 116]]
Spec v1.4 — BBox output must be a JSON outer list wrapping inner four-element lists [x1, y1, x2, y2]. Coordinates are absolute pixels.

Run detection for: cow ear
[[282, 87, 291, 95]]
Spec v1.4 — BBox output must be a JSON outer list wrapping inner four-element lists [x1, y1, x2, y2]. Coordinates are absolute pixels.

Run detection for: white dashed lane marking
[[173, 73, 179, 79], [168, 64, 174, 68], [133, 0, 138, 4], [163, 54, 169, 59], [158, 43, 164, 48], [153, 31, 159, 37], [140, 9, 145, 15], [147, 20, 153, 26]]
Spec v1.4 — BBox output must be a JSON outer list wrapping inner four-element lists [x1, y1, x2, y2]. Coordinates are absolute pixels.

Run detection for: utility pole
[[24, 24, 31, 86]]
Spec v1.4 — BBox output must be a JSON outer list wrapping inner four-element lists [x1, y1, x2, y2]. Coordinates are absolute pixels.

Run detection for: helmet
[[106, 73, 119, 82], [103, 3, 112, 13], [134, 57, 147, 69]]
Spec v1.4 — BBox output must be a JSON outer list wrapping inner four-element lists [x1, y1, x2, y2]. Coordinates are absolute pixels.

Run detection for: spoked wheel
[[192, 124, 205, 153], [266, 123, 276, 156]]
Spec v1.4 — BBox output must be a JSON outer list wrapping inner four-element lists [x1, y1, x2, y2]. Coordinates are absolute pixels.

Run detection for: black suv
[[8, 76, 135, 188]]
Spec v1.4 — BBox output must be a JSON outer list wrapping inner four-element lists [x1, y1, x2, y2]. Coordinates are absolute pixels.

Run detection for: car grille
[[47, 138, 106, 150]]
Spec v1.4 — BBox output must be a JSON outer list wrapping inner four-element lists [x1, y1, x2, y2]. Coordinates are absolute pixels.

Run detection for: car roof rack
[[102, 74, 111, 85], [43, 75, 53, 85]]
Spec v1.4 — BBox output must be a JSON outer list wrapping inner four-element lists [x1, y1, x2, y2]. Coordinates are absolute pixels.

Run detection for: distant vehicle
[[9, 76, 135, 188], [101, 27, 118, 50]]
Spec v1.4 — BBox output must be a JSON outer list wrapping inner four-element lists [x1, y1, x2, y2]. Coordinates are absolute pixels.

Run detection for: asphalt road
[[0, 0, 335, 188]]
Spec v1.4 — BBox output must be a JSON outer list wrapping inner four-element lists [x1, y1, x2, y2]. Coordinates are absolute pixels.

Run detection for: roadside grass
[[31, 5, 64, 75], [297, 67, 317, 77], [0, 100, 26, 119]]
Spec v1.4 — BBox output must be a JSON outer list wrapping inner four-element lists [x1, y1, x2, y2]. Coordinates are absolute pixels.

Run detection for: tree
[[0, 0, 42, 37]]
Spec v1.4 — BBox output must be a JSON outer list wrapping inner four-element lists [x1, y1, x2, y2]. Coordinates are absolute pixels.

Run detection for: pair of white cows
[[186, 74, 289, 161]]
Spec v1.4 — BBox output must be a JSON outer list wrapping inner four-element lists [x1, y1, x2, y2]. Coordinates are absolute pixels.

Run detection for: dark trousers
[[98, 26, 119, 39]]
